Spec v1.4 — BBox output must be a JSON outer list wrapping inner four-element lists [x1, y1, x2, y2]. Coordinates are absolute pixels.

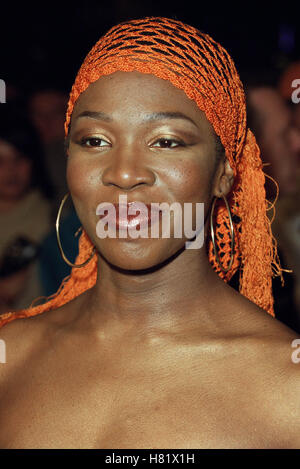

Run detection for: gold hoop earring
[[210, 194, 235, 273], [56, 193, 96, 268]]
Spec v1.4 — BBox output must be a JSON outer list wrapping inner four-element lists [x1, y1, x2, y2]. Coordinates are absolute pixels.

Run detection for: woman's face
[[67, 71, 224, 270], [0, 139, 32, 203]]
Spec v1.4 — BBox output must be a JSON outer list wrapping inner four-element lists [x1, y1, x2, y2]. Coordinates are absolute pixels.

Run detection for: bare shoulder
[[232, 286, 300, 392], [0, 295, 81, 386], [222, 281, 298, 340], [0, 314, 52, 385], [232, 293, 300, 447], [250, 330, 300, 448], [213, 285, 300, 447]]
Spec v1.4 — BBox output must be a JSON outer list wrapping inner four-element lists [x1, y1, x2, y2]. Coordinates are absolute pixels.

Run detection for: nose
[[101, 146, 156, 190]]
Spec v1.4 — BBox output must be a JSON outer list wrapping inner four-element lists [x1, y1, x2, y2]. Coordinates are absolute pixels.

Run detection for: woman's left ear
[[213, 159, 234, 198]]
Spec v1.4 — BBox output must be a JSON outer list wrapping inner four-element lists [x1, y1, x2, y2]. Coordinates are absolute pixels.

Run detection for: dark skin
[[0, 72, 299, 449]]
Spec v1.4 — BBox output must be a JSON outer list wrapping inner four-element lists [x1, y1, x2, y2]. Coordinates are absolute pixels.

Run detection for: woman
[[0, 107, 53, 313], [0, 17, 299, 449]]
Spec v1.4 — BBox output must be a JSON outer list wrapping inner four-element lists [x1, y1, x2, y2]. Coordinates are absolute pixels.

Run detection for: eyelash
[[79, 137, 110, 147], [151, 138, 186, 148], [78, 136, 187, 149]]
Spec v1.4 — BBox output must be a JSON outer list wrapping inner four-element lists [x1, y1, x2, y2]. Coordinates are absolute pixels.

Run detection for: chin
[[97, 237, 183, 272]]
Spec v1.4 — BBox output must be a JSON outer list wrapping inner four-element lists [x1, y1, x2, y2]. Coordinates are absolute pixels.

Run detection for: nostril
[[102, 166, 156, 190]]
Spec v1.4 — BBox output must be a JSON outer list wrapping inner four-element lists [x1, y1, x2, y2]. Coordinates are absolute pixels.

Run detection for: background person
[[0, 106, 53, 313], [28, 88, 69, 212], [246, 83, 300, 330], [276, 61, 300, 324], [279, 61, 300, 134]]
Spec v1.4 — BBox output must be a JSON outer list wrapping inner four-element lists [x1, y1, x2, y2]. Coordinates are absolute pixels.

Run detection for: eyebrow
[[75, 110, 199, 129], [75, 111, 113, 122]]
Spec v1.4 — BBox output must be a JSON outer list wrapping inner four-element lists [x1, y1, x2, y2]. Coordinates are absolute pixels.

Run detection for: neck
[[79, 244, 230, 340]]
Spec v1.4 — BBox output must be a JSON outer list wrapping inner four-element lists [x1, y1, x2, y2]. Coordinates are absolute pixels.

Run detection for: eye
[[151, 138, 185, 148], [79, 137, 111, 148]]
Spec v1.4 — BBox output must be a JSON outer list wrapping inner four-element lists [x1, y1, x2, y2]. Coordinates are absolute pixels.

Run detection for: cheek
[[66, 156, 102, 229], [167, 157, 214, 205], [66, 156, 98, 199]]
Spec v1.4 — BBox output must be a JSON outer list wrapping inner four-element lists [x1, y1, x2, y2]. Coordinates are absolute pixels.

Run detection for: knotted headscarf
[[0, 16, 284, 328]]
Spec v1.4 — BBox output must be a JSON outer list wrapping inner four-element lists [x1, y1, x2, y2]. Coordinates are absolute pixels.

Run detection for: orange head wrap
[[0, 16, 284, 328]]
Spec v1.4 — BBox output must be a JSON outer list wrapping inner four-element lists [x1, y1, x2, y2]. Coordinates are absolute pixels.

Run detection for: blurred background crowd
[[0, 2, 299, 331]]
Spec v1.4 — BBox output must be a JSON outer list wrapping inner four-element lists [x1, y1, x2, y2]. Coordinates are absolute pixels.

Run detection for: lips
[[97, 202, 163, 230]]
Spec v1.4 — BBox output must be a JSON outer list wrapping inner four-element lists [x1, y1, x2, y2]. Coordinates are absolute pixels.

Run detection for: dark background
[[0, 1, 299, 96]]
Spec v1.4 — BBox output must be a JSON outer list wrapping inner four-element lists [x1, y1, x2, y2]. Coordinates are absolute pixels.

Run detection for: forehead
[[72, 71, 214, 133]]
